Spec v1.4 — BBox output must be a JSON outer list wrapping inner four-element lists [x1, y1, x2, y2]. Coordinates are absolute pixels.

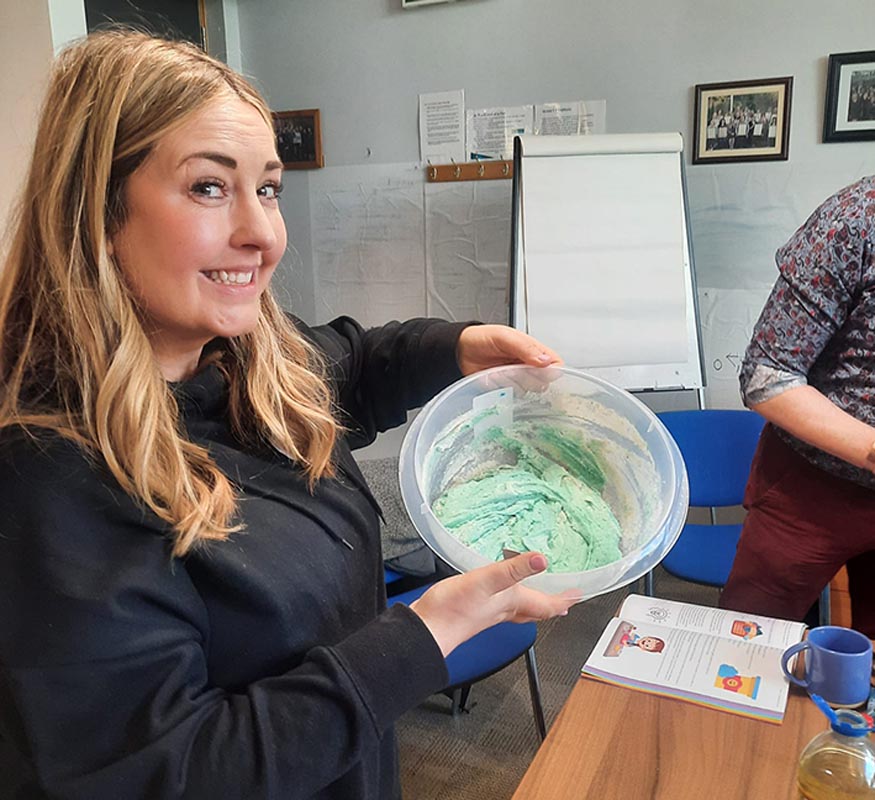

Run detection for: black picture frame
[[823, 51, 875, 143], [272, 109, 323, 170], [692, 77, 793, 165]]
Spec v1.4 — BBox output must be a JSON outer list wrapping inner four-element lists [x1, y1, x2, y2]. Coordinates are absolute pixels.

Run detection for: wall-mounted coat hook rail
[[426, 160, 514, 182]]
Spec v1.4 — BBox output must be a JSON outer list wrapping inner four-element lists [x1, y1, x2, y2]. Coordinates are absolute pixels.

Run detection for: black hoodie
[[0, 316, 469, 799]]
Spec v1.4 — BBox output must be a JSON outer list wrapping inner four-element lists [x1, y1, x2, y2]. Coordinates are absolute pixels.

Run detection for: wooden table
[[512, 676, 822, 799]]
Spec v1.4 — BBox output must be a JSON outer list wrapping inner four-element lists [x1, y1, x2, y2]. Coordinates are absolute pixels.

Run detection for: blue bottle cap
[[811, 693, 875, 738]]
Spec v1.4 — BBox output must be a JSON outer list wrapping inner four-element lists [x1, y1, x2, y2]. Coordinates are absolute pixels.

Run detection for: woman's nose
[[230, 196, 278, 252]]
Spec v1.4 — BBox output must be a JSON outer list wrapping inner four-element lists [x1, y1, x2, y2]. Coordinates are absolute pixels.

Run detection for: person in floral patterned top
[[719, 176, 875, 637]]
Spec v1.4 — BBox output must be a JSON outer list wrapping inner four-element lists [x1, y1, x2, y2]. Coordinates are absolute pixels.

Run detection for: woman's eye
[[191, 180, 225, 199], [258, 181, 283, 200]]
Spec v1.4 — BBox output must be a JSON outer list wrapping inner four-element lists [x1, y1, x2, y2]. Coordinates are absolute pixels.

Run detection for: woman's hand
[[456, 325, 562, 376], [410, 553, 581, 657]]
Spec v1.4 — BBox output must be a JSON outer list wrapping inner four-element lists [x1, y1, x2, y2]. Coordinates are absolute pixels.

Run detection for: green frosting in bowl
[[431, 421, 622, 572]]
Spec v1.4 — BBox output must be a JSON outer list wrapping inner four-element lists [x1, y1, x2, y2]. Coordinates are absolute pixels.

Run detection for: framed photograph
[[272, 109, 323, 170], [402, 0, 460, 6], [823, 51, 875, 143], [693, 77, 793, 165]]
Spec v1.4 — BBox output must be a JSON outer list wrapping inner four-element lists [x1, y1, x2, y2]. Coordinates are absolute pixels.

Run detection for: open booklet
[[581, 594, 807, 723]]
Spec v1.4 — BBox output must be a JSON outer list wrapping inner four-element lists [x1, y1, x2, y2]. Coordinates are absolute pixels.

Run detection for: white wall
[[0, 1, 87, 246], [236, 0, 875, 413], [0, 3, 54, 242], [220, 0, 243, 71], [46, 0, 87, 52]]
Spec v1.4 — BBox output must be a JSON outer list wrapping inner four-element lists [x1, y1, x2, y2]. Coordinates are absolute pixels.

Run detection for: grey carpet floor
[[396, 569, 720, 800]]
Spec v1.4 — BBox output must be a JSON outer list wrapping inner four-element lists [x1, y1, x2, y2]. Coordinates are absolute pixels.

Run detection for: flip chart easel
[[510, 133, 704, 395]]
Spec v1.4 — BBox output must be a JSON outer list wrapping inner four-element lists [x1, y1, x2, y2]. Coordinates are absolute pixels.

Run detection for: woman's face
[[110, 94, 287, 380]]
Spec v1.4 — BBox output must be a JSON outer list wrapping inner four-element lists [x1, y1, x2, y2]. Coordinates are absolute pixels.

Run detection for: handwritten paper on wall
[[419, 90, 466, 164], [309, 163, 427, 327], [425, 180, 513, 323], [699, 287, 772, 409]]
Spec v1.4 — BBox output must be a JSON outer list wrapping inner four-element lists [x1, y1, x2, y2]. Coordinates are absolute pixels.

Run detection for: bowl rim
[[398, 363, 687, 587]]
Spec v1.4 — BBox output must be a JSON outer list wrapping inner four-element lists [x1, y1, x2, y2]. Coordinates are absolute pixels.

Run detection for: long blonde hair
[[0, 31, 339, 556]]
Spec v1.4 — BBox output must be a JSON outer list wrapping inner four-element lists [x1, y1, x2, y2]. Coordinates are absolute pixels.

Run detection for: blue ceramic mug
[[781, 626, 873, 708]]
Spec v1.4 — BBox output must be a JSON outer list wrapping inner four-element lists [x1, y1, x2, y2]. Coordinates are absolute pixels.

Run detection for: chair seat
[[387, 583, 538, 690], [661, 522, 742, 587], [383, 567, 405, 585]]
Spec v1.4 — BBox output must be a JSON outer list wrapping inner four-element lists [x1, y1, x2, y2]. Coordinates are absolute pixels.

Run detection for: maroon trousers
[[719, 424, 875, 637]]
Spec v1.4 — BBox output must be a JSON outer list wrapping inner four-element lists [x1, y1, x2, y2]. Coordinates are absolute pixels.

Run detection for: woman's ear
[[106, 237, 115, 258]]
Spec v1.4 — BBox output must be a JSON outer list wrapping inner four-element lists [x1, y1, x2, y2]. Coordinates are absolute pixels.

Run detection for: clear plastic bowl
[[398, 364, 688, 597]]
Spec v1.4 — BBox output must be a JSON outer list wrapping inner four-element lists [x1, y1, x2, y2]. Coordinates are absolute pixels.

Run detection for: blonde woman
[[0, 32, 575, 800]]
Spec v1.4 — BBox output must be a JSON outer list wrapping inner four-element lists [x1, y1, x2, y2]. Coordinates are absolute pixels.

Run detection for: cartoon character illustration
[[631, 634, 666, 653], [730, 619, 763, 640], [619, 625, 665, 652], [714, 664, 761, 699], [604, 622, 667, 656]]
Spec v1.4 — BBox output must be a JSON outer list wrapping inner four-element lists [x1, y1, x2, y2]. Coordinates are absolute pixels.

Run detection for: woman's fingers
[[496, 364, 565, 395], [409, 553, 580, 656], [472, 552, 549, 595], [558, 588, 588, 604], [457, 325, 563, 375], [507, 583, 582, 622], [510, 331, 562, 368]]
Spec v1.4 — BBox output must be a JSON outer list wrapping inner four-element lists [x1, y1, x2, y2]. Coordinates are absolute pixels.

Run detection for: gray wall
[[234, 0, 875, 416], [239, 0, 872, 169], [3, 1, 873, 419]]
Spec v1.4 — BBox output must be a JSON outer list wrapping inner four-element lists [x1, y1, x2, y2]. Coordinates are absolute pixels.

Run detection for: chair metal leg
[[450, 686, 471, 716], [819, 584, 831, 627], [643, 570, 654, 597], [524, 646, 547, 741]]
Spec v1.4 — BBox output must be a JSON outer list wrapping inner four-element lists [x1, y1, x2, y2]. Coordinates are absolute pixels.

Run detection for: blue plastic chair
[[654, 409, 765, 586], [383, 567, 405, 586], [648, 409, 831, 625], [387, 581, 546, 740]]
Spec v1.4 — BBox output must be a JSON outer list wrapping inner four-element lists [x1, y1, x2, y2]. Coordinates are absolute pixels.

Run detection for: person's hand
[[409, 553, 582, 657], [456, 325, 562, 376]]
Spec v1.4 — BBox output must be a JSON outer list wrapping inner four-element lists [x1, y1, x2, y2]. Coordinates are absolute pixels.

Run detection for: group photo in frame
[[272, 109, 323, 170], [823, 50, 875, 143], [693, 77, 793, 165]]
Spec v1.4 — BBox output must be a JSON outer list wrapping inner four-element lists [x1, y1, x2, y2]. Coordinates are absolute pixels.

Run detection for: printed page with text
[[581, 595, 807, 722]]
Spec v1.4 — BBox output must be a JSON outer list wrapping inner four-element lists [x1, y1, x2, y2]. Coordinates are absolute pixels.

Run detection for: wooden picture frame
[[692, 77, 793, 165], [272, 109, 323, 170], [402, 0, 458, 6], [823, 51, 875, 143]]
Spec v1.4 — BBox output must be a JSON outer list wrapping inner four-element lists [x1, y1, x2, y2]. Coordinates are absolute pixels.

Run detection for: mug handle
[[781, 641, 811, 688]]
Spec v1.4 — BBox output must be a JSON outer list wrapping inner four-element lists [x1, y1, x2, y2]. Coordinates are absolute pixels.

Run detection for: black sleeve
[[0, 437, 448, 799], [300, 316, 473, 449]]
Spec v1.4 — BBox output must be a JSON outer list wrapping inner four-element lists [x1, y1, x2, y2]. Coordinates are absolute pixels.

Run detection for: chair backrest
[[657, 410, 765, 507]]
